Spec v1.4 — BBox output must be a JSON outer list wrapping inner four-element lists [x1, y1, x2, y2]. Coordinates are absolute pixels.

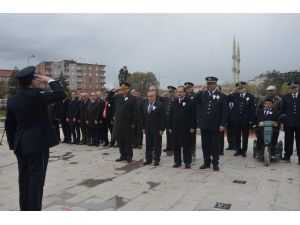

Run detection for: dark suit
[[226, 97, 235, 150], [48, 102, 60, 141], [86, 100, 100, 145], [186, 92, 197, 156], [281, 93, 300, 159], [195, 90, 227, 166], [162, 95, 175, 152], [96, 99, 105, 145], [67, 98, 81, 144], [5, 81, 66, 211], [114, 94, 137, 161], [133, 97, 144, 148], [58, 98, 71, 143], [255, 108, 280, 154], [102, 98, 115, 145], [228, 92, 256, 154], [168, 97, 197, 166], [142, 100, 165, 163], [79, 99, 89, 144]]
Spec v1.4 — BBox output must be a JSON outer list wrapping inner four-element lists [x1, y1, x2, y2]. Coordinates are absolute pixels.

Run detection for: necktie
[[293, 94, 296, 99], [148, 103, 152, 114]]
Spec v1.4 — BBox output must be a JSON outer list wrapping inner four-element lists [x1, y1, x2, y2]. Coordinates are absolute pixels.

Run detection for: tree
[[58, 71, 69, 92], [0, 80, 6, 98], [7, 67, 20, 96], [127, 72, 159, 97]]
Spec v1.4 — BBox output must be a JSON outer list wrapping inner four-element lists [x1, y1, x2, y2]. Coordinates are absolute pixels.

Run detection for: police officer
[[281, 81, 300, 163], [5, 66, 66, 210], [114, 82, 137, 163], [142, 90, 165, 166], [86, 92, 100, 146], [194, 76, 227, 171], [228, 82, 256, 157], [162, 86, 176, 154], [184, 82, 197, 158]]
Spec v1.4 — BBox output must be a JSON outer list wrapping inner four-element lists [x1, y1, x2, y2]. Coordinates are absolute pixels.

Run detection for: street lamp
[[27, 55, 35, 66]]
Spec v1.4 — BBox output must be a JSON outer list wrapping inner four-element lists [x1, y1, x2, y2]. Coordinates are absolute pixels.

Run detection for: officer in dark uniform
[[184, 82, 197, 158], [194, 76, 227, 171], [216, 85, 227, 155], [162, 86, 176, 154], [228, 82, 256, 157], [168, 86, 197, 169], [281, 81, 300, 163], [132, 89, 144, 149], [142, 90, 165, 166], [66, 91, 81, 144], [114, 82, 137, 163], [5, 66, 66, 210], [79, 93, 89, 145]]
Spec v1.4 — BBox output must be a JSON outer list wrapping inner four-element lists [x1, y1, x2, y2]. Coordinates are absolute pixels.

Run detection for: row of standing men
[[49, 77, 300, 171]]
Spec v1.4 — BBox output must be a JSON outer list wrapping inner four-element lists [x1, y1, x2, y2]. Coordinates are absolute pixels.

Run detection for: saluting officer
[[184, 82, 197, 158], [194, 76, 227, 171], [162, 86, 176, 154], [114, 82, 137, 163], [228, 82, 256, 157], [281, 81, 300, 164], [5, 66, 66, 210]]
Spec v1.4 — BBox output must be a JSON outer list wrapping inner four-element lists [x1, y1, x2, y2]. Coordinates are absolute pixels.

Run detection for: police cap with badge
[[15, 66, 36, 86], [236, 81, 247, 88], [288, 81, 299, 88], [205, 76, 218, 83], [184, 82, 194, 87], [167, 85, 176, 92]]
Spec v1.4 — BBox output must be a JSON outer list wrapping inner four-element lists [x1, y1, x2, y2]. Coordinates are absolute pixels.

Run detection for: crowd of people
[[49, 76, 300, 171], [5, 66, 300, 211]]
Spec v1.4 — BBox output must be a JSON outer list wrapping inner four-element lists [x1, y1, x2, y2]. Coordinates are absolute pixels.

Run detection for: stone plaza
[[0, 129, 300, 211]]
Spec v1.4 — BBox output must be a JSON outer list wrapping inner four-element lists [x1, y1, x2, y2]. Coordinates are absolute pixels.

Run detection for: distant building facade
[[0, 69, 12, 83], [36, 60, 106, 93]]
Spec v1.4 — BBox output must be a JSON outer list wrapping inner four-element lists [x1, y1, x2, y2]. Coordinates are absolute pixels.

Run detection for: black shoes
[[127, 159, 133, 163], [213, 165, 220, 171], [103, 142, 109, 147], [154, 162, 159, 166], [173, 164, 181, 168], [185, 164, 191, 169], [115, 158, 126, 162], [242, 153, 247, 157], [219, 152, 224, 156], [234, 152, 241, 156], [199, 164, 210, 169], [143, 161, 152, 166], [282, 156, 291, 163]]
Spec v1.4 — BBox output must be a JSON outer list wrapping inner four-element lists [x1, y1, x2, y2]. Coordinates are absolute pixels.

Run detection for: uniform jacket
[[194, 90, 228, 130], [281, 93, 300, 127], [227, 92, 256, 123], [79, 99, 90, 124], [5, 81, 66, 155]]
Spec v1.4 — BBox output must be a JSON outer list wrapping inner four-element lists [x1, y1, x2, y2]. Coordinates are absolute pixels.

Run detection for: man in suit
[[66, 91, 81, 144], [58, 97, 71, 143], [95, 91, 105, 146], [79, 92, 89, 145], [142, 90, 165, 166], [184, 82, 197, 159], [162, 85, 176, 155], [281, 81, 300, 163], [168, 86, 197, 169], [103, 89, 116, 147], [86, 92, 100, 146], [228, 82, 256, 157], [226, 88, 236, 151], [194, 77, 227, 171], [114, 82, 137, 163], [5, 66, 66, 210], [132, 89, 144, 149], [254, 97, 280, 156]]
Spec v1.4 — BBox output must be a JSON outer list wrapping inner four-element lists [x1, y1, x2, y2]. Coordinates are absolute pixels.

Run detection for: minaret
[[232, 37, 237, 84], [236, 41, 240, 83]]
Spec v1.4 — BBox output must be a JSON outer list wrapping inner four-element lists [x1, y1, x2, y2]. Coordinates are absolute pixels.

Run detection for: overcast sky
[[1, 13, 300, 88]]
